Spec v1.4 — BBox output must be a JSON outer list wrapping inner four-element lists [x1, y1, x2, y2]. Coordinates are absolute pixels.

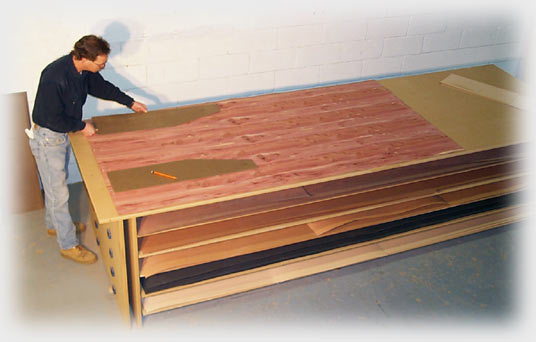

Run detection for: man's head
[[71, 35, 110, 72]]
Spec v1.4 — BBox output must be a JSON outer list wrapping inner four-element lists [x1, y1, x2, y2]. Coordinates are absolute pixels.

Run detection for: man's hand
[[131, 101, 148, 113], [81, 120, 97, 137]]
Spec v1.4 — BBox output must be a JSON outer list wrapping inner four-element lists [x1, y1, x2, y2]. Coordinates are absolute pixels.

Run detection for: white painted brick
[[194, 26, 237, 57], [250, 49, 296, 73], [341, 39, 383, 61], [152, 78, 232, 103], [275, 67, 320, 89], [257, 7, 329, 28], [319, 61, 363, 83], [93, 98, 127, 112], [124, 88, 163, 108], [423, 29, 462, 52], [277, 25, 324, 49], [296, 44, 342, 67], [495, 23, 521, 44], [107, 42, 124, 64], [366, 17, 409, 39], [402, 43, 523, 73], [189, 77, 232, 100], [383, 36, 423, 57], [230, 28, 278, 53], [325, 21, 367, 43], [402, 51, 454, 73], [143, 83, 183, 105], [408, 14, 447, 35], [146, 35, 181, 63], [460, 22, 498, 48], [229, 72, 275, 94], [97, 20, 144, 44], [142, 14, 184, 37], [199, 54, 249, 79], [101, 65, 147, 91], [174, 35, 203, 61], [362, 57, 403, 78], [82, 97, 99, 116], [147, 59, 198, 86], [116, 39, 148, 66]]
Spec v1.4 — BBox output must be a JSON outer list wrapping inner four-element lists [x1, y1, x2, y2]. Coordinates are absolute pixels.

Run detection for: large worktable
[[70, 65, 527, 325]]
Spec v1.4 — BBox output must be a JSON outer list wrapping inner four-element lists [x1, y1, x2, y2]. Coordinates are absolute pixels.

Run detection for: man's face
[[84, 54, 108, 72]]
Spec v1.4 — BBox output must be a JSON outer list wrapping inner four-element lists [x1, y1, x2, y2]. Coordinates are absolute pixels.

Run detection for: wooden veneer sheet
[[141, 205, 521, 314], [87, 80, 462, 214], [136, 145, 522, 236], [141, 193, 520, 293]]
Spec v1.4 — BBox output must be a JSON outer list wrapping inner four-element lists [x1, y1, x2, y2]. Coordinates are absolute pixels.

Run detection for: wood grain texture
[[138, 161, 521, 256], [138, 177, 523, 277], [136, 145, 523, 236], [141, 206, 523, 312], [87, 80, 461, 215]]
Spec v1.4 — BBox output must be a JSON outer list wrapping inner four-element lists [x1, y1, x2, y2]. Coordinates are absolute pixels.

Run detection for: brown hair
[[71, 35, 110, 61]]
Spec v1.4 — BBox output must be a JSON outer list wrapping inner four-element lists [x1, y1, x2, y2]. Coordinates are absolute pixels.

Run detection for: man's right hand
[[81, 121, 97, 137]]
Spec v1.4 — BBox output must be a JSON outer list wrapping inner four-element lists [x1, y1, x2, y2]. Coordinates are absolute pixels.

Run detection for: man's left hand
[[131, 101, 148, 113]]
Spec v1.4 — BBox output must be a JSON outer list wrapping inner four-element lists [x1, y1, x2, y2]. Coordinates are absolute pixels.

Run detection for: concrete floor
[[5, 182, 531, 341]]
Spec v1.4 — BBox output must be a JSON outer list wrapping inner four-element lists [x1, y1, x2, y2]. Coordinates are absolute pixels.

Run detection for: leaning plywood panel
[[6, 92, 44, 213]]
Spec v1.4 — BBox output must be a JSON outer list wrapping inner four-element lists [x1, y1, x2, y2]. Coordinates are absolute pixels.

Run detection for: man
[[29, 35, 147, 264]]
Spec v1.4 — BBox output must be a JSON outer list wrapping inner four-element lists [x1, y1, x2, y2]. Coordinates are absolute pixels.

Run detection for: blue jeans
[[29, 126, 78, 250]]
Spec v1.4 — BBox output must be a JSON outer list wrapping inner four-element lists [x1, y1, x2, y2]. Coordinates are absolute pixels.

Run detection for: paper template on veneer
[[92, 103, 220, 134], [108, 159, 258, 192]]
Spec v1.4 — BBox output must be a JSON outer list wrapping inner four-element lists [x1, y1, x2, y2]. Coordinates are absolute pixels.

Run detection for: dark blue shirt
[[32, 54, 134, 133]]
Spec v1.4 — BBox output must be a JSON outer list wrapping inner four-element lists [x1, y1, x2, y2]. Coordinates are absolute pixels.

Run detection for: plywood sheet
[[6, 92, 44, 213], [440, 74, 527, 110], [379, 65, 525, 150]]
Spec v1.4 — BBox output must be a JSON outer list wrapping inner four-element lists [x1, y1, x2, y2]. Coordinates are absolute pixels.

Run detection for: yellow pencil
[[151, 170, 177, 180]]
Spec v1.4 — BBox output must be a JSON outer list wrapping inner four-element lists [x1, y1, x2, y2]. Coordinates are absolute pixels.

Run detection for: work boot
[[47, 222, 86, 236], [60, 245, 97, 264]]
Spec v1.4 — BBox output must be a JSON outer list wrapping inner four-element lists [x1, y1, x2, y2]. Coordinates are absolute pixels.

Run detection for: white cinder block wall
[[3, 2, 528, 183]]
